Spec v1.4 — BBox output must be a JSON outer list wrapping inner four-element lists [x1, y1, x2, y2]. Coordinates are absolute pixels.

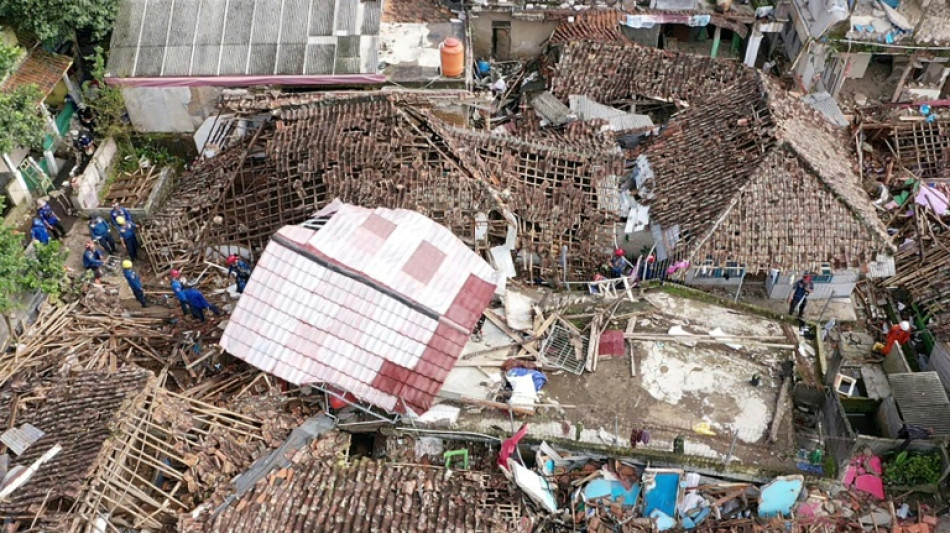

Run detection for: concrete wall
[[123, 86, 222, 133], [930, 341, 950, 394], [71, 137, 118, 211], [470, 13, 558, 61], [765, 270, 858, 300]]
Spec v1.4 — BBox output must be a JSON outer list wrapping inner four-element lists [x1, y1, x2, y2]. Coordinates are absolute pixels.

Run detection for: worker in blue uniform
[[183, 285, 221, 322], [226, 254, 252, 293], [122, 260, 148, 307], [110, 202, 133, 229], [82, 241, 104, 283], [169, 269, 190, 315], [36, 199, 65, 239], [30, 218, 50, 245], [88, 216, 116, 254], [115, 216, 139, 261]]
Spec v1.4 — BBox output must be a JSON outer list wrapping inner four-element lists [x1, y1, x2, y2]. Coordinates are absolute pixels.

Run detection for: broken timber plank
[[626, 317, 637, 377]]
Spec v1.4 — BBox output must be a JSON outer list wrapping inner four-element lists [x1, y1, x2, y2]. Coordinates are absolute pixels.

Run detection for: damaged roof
[[549, 39, 748, 105], [2, 48, 73, 102], [107, 0, 381, 78], [188, 432, 521, 532], [0, 368, 152, 520], [220, 201, 497, 415], [642, 73, 892, 272]]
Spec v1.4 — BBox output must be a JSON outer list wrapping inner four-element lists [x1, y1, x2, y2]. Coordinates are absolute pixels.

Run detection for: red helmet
[[614, 248, 624, 257], [646, 255, 656, 263], [226, 254, 238, 265], [170, 269, 181, 278]]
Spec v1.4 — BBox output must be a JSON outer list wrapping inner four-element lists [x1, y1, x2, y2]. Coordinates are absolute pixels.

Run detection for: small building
[[105, 0, 386, 132], [639, 71, 893, 295], [784, 0, 950, 99], [220, 201, 499, 415], [0, 32, 77, 212]]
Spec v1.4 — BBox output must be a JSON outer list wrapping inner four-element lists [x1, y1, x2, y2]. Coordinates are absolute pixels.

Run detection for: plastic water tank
[[440, 38, 465, 78]]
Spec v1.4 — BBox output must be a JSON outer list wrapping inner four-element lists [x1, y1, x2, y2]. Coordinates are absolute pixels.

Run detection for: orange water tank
[[440, 38, 465, 78]]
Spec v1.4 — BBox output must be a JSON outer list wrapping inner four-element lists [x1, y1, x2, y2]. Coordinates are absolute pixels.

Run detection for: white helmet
[[36, 198, 47, 207], [900, 320, 910, 332]]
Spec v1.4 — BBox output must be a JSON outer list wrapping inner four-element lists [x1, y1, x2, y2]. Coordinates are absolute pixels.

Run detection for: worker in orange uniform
[[881, 320, 912, 356]]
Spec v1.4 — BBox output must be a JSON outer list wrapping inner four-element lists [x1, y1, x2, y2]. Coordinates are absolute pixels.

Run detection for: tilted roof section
[[641, 73, 892, 272], [2, 48, 73, 102], [107, 0, 381, 78], [220, 202, 497, 415]]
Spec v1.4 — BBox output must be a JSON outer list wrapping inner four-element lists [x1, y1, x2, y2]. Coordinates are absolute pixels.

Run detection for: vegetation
[[0, 41, 22, 78], [0, 198, 67, 338], [0, 84, 44, 155], [84, 46, 131, 149], [0, 0, 118, 45], [884, 451, 943, 487]]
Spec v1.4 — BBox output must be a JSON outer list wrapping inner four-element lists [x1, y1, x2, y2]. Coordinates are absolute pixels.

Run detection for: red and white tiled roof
[[220, 202, 498, 415]]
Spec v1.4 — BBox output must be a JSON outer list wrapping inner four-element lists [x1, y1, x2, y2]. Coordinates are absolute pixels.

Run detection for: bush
[[0, 42, 23, 77], [884, 451, 942, 486]]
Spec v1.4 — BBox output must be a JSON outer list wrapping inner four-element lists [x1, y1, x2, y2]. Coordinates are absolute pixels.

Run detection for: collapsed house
[[220, 201, 498, 415], [0, 367, 290, 531], [141, 90, 628, 281], [640, 71, 893, 294], [183, 431, 526, 532]]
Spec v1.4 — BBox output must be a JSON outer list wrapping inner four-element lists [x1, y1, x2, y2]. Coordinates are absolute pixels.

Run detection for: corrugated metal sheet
[[0, 424, 45, 456], [530, 92, 575, 127], [930, 341, 950, 394], [889, 371, 950, 437], [801, 92, 849, 128], [569, 95, 653, 132], [220, 203, 498, 415], [107, 0, 381, 77]]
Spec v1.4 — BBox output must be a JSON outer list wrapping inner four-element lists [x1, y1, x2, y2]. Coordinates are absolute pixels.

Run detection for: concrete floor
[[454, 291, 798, 468]]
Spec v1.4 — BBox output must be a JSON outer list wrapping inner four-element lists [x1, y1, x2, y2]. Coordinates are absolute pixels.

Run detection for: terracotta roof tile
[[3, 48, 73, 101]]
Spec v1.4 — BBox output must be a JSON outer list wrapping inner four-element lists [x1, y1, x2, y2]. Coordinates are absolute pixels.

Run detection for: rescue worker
[[88, 216, 116, 254], [82, 241, 104, 283], [36, 199, 65, 239], [881, 320, 912, 356], [226, 254, 252, 293], [610, 249, 625, 278], [169, 270, 190, 315], [183, 285, 221, 322], [122, 260, 148, 307], [115, 216, 139, 261], [30, 218, 50, 245], [110, 202, 133, 229], [787, 272, 814, 319]]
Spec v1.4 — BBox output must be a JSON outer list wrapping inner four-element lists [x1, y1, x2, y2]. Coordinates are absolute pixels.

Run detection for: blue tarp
[[583, 479, 641, 507], [758, 475, 804, 518], [643, 471, 681, 518], [506, 368, 547, 391]]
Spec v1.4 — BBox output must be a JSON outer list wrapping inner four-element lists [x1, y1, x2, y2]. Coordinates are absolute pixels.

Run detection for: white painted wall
[[122, 86, 222, 133], [71, 137, 118, 211]]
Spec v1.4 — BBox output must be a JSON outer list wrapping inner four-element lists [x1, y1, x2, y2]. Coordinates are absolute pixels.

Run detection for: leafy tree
[[0, 84, 44, 155], [0, 198, 67, 339], [0, 0, 119, 45], [84, 46, 131, 149], [0, 42, 23, 77]]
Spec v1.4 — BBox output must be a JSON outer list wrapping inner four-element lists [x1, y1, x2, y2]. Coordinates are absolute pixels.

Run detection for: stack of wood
[[103, 166, 161, 208]]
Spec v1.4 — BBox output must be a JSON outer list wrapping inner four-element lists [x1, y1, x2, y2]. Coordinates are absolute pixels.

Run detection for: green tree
[[0, 0, 119, 45], [0, 199, 67, 339], [0, 84, 44, 155], [84, 46, 131, 149]]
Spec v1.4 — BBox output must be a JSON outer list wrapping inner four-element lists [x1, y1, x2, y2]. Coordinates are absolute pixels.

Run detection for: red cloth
[[498, 424, 529, 470], [882, 325, 911, 355]]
